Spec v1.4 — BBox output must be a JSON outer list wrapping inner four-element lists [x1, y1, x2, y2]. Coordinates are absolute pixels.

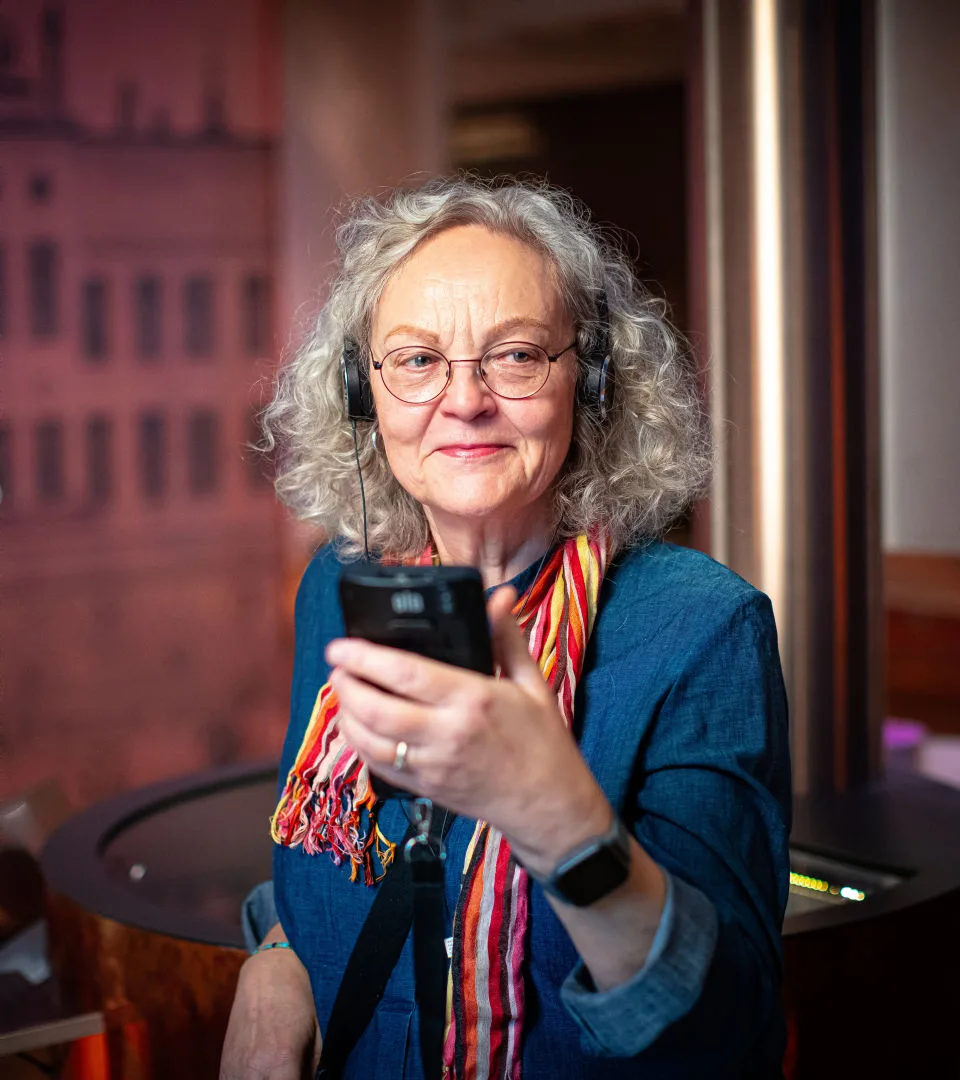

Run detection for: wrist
[[247, 943, 300, 966], [243, 939, 307, 981], [254, 940, 293, 955], [239, 942, 314, 1008], [506, 778, 613, 880], [528, 813, 633, 907]]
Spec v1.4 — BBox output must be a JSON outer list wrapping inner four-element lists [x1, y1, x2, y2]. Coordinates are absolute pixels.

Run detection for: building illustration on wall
[[0, 0, 286, 805]]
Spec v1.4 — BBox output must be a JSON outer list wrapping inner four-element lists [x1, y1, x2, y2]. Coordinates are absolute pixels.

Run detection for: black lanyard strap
[[407, 800, 450, 1078], [316, 803, 454, 1080]]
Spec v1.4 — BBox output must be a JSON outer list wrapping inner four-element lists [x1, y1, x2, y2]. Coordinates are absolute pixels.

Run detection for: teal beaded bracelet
[[255, 940, 292, 954]]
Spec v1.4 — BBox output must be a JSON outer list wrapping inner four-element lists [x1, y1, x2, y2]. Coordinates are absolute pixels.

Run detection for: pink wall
[[0, 0, 288, 809], [63, 0, 280, 136]]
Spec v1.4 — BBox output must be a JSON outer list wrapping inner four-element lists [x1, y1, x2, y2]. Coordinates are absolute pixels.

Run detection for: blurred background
[[1, 0, 957, 815], [0, 0, 959, 1072], [0, 0, 701, 812]]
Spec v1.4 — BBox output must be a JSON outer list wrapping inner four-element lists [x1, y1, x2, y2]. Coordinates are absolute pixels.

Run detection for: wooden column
[[692, 0, 883, 794]]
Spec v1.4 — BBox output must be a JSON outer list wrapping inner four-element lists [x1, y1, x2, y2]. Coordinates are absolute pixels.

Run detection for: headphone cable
[[350, 418, 370, 560]]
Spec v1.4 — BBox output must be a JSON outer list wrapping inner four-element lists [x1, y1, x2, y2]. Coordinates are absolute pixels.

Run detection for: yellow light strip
[[790, 872, 866, 902], [790, 872, 829, 893]]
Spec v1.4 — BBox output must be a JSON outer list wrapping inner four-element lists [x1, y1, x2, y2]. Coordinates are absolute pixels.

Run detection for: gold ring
[[393, 740, 409, 771]]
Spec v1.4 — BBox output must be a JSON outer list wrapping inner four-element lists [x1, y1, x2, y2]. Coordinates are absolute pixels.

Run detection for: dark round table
[[42, 761, 960, 1079]]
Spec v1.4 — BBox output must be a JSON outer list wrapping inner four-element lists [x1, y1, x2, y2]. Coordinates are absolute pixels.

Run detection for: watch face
[[555, 848, 630, 907]]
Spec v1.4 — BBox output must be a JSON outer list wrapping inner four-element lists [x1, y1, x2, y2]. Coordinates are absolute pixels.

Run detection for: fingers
[[325, 639, 478, 705], [487, 586, 545, 690], [487, 583, 518, 621], [331, 667, 424, 742], [332, 666, 434, 779], [338, 707, 409, 777]]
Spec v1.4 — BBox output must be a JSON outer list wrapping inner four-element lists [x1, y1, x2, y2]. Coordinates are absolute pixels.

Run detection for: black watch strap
[[534, 813, 632, 908]]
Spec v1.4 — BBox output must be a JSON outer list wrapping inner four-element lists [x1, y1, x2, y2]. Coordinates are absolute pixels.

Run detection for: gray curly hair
[[262, 175, 711, 558]]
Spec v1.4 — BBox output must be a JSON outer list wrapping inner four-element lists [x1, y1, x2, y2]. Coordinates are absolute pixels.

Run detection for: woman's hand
[[220, 938, 321, 1080], [330, 588, 668, 993], [327, 586, 611, 873]]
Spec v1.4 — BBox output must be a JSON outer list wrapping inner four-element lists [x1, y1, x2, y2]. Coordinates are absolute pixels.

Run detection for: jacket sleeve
[[560, 591, 791, 1073]]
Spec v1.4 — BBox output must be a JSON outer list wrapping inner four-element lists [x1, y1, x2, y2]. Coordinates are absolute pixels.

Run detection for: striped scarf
[[272, 533, 610, 1078]]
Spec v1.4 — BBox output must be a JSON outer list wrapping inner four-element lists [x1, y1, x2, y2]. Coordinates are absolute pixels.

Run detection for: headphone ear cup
[[578, 350, 613, 421], [341, 340, 375, 422], [594, 352, 613, 420], [358, 360, 374, 421], [577, 362, 595, 412], [577, 294, 613, 421]]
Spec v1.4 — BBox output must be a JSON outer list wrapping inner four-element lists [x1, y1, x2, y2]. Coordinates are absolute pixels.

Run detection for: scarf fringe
[[270, 684, 395, 883]]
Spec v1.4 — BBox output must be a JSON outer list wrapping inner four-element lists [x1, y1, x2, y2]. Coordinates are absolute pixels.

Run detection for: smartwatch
[[532, 814, 632, 907]]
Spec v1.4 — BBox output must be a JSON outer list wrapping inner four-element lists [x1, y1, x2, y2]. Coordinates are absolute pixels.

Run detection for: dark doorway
[[453, 84, 688, 333]]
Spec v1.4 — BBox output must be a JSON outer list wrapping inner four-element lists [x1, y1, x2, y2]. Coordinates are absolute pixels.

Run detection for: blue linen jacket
[[271, 540, 792, 1078]]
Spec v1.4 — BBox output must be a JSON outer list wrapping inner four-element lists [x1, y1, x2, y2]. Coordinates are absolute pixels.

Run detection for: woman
[[222, 177, 791, 1079]]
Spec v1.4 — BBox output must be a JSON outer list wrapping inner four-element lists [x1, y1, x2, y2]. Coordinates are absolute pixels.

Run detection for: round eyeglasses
[[372, 340, 578, 404]]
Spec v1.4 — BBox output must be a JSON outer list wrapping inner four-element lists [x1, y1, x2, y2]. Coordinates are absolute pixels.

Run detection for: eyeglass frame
[[370, 339, 580, 404]]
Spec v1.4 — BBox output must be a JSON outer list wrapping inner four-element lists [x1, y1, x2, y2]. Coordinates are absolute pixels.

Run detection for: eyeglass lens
[[380, 342, 552, 403]]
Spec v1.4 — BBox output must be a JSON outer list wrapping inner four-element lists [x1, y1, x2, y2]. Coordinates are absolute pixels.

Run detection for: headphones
[[577, 294, 613, 422], [341, 339, 374, 422], [341, 296, 613, 423]]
